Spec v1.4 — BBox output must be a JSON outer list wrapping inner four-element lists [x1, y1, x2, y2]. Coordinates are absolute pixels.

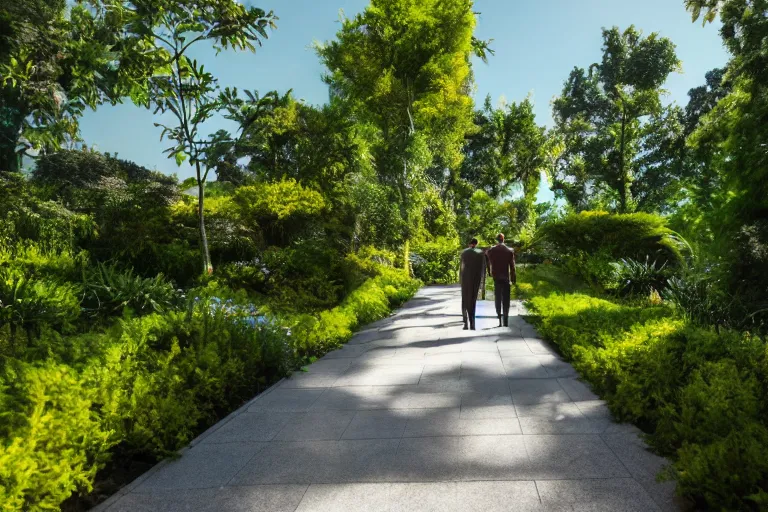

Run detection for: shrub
[[0, 173, 96, 252], [536, 211, 691, 267], [81, 263, 180, 318], [287, 257, 420, 358], [0, 361, 113, 511], [610, 257, 671, 297], [411, 238, 459, 284], [0, 268, 81, 352], [560, 248, 620, 291], [517, 265, 768, 509], [0, 244, 87, 282], [258, 245, 346, 312]]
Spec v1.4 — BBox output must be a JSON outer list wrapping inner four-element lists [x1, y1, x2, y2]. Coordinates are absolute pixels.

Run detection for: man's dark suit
[[486, 243, 516, 326], [460, 247, 486, 330]]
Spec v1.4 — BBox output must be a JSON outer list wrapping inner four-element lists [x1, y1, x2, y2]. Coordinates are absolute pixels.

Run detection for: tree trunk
[[196, 163, 212, 275], [618, 110, 631, 213], [0, 89, 25, 174]]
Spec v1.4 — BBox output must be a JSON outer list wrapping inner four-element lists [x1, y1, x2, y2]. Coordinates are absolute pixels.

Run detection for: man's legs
[[461, 296, 469, 329], [494, 278, 504, 326], [467, 295, 477, 330], [500, 280, 511, 326]]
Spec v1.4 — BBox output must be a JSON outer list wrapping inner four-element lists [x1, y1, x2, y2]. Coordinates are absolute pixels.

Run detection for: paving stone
[[536, 355, 579, 378], [461, 338, 501, 353], [514, 402, 583, 419], [231, 439, 402, 485], [203, 412, 301, 444], [519, 416, 609, 435], [279, 373, 339, 389], [419, 363, 461, 380], [110, 485, 309, 512], [347, 330, 390, 345], [558, 378, 599, 401], [342, 410, 409, 439], [394, 481, 547, 512], [403, 408, 521, 437], [523, 435, 630, 479], [274, 411, 356, 441], [305, 359, 354, 373], [508, 379, 571, 405], [524, 338, 558, 356], [248, 389, 324, 412], [602, 433, 684, 511], [322, 345, 374, 359], [497, 340, 535, 356], [389, 391, 462, 409], [574, 400, 612, 420], [136, 442, 267, 490], [460, 392, 517, 419], [502, 356, 550, 379], [391, 435, 530, 481], [537, 478, 661, 511], [309, 387, 391, 411], [295, 483, 397, 512]]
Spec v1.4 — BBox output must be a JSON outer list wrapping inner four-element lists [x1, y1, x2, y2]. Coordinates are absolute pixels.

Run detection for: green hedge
[[411, 238, 459, 285], [516, 265, 768, 510]]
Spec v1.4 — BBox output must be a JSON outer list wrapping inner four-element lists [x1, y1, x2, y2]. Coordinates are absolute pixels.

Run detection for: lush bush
[[287, 252, 420, 357], [0, 292, 297, 509], [0, 267, 81, 353], [0, 173, 96, 252], [259, 245, 347, 312], [81, 263, 180, 318], [536, 211, 691, 267], [411, 237, 459, 284], [610, 257, 672, 297], [517, 265, 768, 510], [0, 244, 87, 282], [0, 361, 114, 511]]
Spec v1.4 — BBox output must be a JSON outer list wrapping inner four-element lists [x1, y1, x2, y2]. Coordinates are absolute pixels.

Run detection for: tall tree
[[93, 0, 277, 274], [458, 96, 549, 223], [551, 26, 681, 213], [317, 0, 483, 265], [0, 1, 123, 172], [685, 0, 768, 326]]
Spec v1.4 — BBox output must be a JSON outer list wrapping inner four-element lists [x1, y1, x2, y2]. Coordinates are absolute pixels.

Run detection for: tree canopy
[[552, 26, 681, 213]]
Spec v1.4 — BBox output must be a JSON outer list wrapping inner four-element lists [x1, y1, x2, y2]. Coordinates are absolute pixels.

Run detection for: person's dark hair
[[496, 233, 505, 243], [469, 238, 478, 246]]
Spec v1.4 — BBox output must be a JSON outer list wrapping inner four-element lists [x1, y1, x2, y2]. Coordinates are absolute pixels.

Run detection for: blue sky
[[79, 0, 729, 203]]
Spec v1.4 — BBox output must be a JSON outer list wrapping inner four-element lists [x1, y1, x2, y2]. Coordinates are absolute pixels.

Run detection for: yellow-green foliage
[[517, 265, 768, 509], [0, 268, 81, 353], [0, 244, 87, 282], [234, 179, 325, 220], [288, 252, 420, 357], [411, 237, 459, 285], [0, 362, 113, 511]]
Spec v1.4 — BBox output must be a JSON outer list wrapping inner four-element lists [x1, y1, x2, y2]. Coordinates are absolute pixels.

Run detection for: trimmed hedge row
[[516, 265, 768, 510]]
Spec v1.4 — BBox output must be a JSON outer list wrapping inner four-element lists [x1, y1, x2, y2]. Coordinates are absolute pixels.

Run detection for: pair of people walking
[[459, 233, 516, 330]]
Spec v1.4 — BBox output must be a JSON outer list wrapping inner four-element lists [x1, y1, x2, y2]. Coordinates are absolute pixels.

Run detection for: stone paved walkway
[[99, 286, 683, 512]]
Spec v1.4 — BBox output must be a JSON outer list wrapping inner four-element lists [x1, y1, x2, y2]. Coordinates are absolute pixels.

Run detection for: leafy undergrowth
[[0, 251, 420, 511], [516, 265, 768, 511]]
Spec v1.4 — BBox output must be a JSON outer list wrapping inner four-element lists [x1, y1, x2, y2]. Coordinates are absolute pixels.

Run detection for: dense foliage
[[2, 0, 767, 510], [516, 265, 768, 510]]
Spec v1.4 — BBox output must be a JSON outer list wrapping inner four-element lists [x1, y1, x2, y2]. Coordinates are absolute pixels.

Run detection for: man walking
[[459, 238, 486, 330], [486, 233, 516, 327]]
